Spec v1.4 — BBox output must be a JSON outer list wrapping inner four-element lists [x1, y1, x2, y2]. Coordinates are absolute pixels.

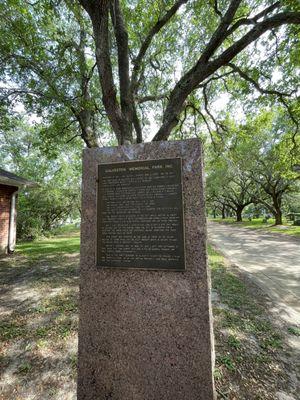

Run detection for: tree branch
[[228, 62, 296, 97], [152, 10, 300, 141], [132, 106, 143, 143], [198, 70, 235, 87], [210, 12, 300, 71], [198, 0, 243, 63], [185, 103, 217, 148], [213, 0, 223, 18], [202, 84, 228, 136], [0, 87, 44, 100], [137, 93, 169, 103], [228, 62, 299, 141], [66, 133, 82, 143], [131, 0, 188, 91], [226, 1, 281, 37]]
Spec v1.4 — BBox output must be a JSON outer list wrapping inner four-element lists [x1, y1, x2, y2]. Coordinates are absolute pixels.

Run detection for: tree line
[[0, 114, 82, 239], [206, 111, 300, 225]]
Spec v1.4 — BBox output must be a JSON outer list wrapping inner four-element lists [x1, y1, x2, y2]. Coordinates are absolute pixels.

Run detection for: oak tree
[[1, 0, 299, 147]]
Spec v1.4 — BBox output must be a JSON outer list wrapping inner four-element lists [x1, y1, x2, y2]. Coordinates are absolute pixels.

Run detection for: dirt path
[[208, 221, 300, 327]]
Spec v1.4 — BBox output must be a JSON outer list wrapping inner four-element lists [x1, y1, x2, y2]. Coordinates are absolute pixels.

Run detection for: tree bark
[[79, 1, 128, 144], [78, 113, 99, 147], [77, 23, 99, 147], [236, 206, 243, 222], [274, 210, 282, 225], [273, 195, 283, 225], [111, 0, 133, 142], [222, 204, 226, 219]]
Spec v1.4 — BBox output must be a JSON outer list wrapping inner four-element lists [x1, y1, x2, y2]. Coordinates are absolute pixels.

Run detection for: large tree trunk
[[274, 211, 282, 225], [236, 206, 243, 222], [222, 204, 226, 219], [77, 110, 99, 147], [272, 194, 283, 225], [79, 1, 131, 145]]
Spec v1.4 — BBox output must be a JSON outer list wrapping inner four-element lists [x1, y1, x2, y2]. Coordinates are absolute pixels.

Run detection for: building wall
[[0, 184, 17, 255]]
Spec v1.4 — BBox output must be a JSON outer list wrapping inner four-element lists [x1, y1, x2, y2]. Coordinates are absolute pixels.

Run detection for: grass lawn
[[210, 217, 300, 237], [0, 229, 299, 399], [16, 224, 80, 258]]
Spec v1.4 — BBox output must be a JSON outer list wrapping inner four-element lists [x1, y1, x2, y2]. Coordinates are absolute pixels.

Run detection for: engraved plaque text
[[97, 158, 185, 270]]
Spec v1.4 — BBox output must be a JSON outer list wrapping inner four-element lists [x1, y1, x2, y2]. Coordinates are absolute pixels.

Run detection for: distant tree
[[206, 155, 256, 222], [241, 111, 300, 224], [284, 192, 300, 215], [0, 117, 82, 239], [17, 163, 81, 239], [206, 109, 300, 224], [251, 144, 300, 224]]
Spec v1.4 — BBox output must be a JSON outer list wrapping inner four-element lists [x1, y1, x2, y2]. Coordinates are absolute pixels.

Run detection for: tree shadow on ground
[[0, 250, 79, 400], [210, 247, 300, 400]]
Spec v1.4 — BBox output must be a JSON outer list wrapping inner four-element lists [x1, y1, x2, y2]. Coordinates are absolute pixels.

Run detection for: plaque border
[[95, 157, 186, 271]]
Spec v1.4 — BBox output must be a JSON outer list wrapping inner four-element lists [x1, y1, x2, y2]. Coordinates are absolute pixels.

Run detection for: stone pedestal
[[77, 139, 215, 400]]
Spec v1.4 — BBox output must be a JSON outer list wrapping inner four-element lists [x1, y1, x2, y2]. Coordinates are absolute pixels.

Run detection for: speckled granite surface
[[77, 139, 216, 400]]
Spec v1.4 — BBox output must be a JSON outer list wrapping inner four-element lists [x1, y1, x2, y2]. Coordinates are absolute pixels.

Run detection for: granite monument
[[77, 138, 215, 399]]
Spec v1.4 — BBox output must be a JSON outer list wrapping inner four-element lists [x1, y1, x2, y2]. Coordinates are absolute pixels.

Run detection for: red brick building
[[0, 169, 36, 255]]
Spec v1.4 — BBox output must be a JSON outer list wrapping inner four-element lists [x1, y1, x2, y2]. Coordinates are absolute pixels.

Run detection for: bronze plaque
[[97, 158, 185, 270]]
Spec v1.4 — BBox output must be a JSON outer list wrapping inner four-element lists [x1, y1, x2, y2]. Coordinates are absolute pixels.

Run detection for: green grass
[[287, 326, 300, 336], [50, 223, 80, 236], [209, 217, 300, 237], [209, 245, 258, 312], [18, 362, 32, 374], [209, 244, 283, 340], [0, 321, 27, 341], [16, 226, 80, 258]]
